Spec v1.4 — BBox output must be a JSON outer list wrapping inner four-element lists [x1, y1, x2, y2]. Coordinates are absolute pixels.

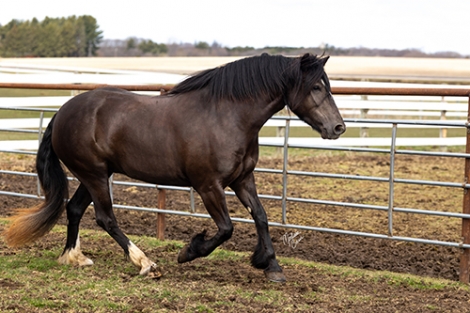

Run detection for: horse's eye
[[313, 86, 321, 92]]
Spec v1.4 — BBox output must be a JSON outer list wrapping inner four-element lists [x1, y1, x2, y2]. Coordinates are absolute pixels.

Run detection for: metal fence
[[1, 83, 470, 282]]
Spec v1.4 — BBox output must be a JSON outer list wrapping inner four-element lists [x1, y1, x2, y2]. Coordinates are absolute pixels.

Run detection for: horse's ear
[[319, 55, 330, 66], [299, 53, 313, 71], [300, 54, 329, 69]]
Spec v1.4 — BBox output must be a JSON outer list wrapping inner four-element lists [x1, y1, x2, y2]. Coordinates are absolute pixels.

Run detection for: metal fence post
[[190, 187, 196, 213], [37, 111, 45, 196], [109, 174, 114, 203], [281, 119, 290, 224], [388, 124, 397, 236], [276, 125, 286, 155], [460, 94, 470, 283]]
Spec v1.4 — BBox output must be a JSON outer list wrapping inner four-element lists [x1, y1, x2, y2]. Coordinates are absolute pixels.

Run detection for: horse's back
[[58, 87, 142, 116], [54, 87, 153, 133], [51, 88, 189, 184]]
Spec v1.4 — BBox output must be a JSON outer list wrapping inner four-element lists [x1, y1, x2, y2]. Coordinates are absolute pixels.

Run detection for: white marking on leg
[[128, 241, 157, 275], [58, 236, 93, 266]]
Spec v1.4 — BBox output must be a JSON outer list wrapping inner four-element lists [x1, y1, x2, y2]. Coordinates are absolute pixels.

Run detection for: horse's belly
[[127, 171, 190, 187], [112, 156, 190, 187]]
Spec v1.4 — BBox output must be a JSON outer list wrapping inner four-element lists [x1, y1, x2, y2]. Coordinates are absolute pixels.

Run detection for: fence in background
[[1, 85, 468, 149], [1, 83, 470, 282]]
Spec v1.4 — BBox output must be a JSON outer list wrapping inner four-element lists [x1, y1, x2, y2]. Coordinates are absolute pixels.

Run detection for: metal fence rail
[[1, 83, 470, 282]]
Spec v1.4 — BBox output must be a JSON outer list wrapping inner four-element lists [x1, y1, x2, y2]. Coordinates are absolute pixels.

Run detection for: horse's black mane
[[168, 53, 330, 102]]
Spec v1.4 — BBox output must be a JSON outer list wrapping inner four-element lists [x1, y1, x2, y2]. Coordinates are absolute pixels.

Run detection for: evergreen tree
[[0, 15, 103, 57], [138, 39, 168, 55], [80, 15, 103, 56]]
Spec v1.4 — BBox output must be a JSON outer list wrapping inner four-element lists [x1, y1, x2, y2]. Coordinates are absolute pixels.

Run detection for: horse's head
[[286, 54, 345, 139]]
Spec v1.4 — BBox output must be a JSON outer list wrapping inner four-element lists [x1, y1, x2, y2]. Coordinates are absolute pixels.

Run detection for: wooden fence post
[[156, 88, 168, 240], [460, 94, 470, 283], [156, 189, 166, 240]]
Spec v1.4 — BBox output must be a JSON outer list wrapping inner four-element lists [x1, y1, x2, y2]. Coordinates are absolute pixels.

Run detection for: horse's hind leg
[[177, 184, 233, 263], [58, 183, 94, 266], [82, 174, 159, 276], [230, 173, 286, 283]]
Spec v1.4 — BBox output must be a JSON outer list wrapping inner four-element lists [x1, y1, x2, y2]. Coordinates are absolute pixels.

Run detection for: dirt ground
[[2, 153, 470, 311], [2, 227, 470, 313]]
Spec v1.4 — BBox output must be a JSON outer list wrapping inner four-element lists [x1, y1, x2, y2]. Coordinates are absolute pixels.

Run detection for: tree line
[[0, 16, 102, 57], [99, 39, 467, 58], [1, 16, 467, 58]]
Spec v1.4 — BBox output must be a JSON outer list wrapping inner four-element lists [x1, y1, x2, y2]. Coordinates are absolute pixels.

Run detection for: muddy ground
[[1, 227, 470, 313], [1, 152, 470, 312]]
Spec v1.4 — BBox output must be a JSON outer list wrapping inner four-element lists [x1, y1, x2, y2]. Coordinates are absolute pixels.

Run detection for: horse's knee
[[95, 216, 107, 230], [219, 224, 233, 242]]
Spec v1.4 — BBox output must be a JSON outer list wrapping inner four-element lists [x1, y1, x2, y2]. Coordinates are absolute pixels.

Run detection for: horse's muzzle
[[334, 123, 346, 136], [322, 123, 346, 140]]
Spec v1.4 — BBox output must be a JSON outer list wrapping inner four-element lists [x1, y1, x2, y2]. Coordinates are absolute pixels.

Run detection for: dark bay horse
[[4, 53, 345, 282]]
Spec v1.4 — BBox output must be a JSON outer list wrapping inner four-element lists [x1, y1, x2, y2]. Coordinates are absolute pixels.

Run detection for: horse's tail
[[4, 115, 68, 247]]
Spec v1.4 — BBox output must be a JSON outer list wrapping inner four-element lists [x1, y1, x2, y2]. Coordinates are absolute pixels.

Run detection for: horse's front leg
[[230, 173, 286, 283], [177, 184, 233, 263]]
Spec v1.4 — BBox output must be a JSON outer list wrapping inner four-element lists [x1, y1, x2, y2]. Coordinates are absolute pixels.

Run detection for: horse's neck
[[244, 95, 285, 131]]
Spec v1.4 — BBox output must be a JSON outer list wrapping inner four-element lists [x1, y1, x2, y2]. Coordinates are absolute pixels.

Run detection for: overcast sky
[[1, 0, 468, 55]]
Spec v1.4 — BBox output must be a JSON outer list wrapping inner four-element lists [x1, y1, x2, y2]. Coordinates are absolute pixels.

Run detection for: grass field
[[1, 221, 469, 313], [0, 88, 70, 98]]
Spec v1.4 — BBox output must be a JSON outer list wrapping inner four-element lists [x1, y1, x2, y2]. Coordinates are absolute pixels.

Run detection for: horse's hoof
[[177, 245, 190, 263], [140, 263, 162, 279], [264, 270, 286, 283], [58, 251, 94, 266]]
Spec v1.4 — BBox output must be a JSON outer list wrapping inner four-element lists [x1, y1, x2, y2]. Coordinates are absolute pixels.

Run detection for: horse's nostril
[[334, 124, 346, 135]]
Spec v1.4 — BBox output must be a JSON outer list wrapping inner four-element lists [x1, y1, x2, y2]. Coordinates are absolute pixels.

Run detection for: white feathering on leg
[[128, 241, 157, 275], [58, 236, 93, 266]]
